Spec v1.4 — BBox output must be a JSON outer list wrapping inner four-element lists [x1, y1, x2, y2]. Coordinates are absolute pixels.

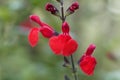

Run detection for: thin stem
[[71, 55, 77, 80], [60, 1, 78, 80], [60, 0, 65, 22]]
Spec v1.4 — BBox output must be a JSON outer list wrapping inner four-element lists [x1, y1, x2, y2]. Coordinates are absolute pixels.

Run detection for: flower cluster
[[28, 0, 97, 78]]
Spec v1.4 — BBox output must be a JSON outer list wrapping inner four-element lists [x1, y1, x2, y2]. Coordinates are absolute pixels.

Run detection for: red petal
[[49, 36, 62, 55], [28, 28, 39, 47], [42, 21, 54, 30], [63, 39, 78, 56], [40, 26, 54, 38], [30, 15, 43, 26], [49, 34, 71, 55], [58, 34, 71, 43], [79, 56, 97, 75]]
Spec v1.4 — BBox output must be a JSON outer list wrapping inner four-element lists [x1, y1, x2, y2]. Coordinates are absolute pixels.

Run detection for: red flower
[[49, 22, 78, 56], [30, 15, 55, 38], [79, 44, 97, 75], [28, 15, 55, 47]]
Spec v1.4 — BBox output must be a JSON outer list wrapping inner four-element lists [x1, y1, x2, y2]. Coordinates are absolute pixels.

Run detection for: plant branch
[[60, 1, 78, 80], [60, 0, 65, 22], [70, 55, 77, 80]]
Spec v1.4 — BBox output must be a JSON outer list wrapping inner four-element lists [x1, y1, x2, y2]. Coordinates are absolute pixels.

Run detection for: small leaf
[[64, 75, 70, 80], [63, 57, 70, 67], [63, 39, 78, 56], [64, 57, 70, 64]]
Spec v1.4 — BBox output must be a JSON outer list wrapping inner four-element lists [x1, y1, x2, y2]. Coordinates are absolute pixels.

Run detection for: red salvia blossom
[[79, 44, 97, 75], [30, 15, 55, 38], [49, 22, 78, 56], [28, 15, 55, 47]]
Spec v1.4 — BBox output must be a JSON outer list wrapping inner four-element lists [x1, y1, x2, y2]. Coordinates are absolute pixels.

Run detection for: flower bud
[[45, 3, 60, 16], [65, 1, 79, 16], [85, 44, 96, 56], [62, 22, 70, 34], [70, 1, 79, 11]]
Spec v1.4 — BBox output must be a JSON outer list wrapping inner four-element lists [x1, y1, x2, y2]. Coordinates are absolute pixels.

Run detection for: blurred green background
[[0, 0, 120, 80]]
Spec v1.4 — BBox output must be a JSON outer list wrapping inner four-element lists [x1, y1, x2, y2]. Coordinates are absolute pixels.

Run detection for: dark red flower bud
[[28, 28, 39, 47], [62, 22, 70, 34], [45, 3, 59, 15], [69, 1, 79, 12], [65, 1, 79, 16], [79, 56, 97, 76], [85, 44, 96, 56]]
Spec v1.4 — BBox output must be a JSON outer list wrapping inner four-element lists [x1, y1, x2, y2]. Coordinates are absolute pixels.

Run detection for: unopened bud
[[62, 22, 70, 34], [45, 3, 60, 16], [65, 1, 79, 16], [85, 44, 96, 56]]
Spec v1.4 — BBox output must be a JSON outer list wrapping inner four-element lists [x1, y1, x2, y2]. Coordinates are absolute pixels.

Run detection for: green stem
[[60, 1, 78, 80], [60, 0, 65, 22], [70, 55, 77, 80]]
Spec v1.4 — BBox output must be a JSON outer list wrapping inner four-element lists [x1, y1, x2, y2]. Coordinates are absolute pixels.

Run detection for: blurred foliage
[[0, 0, 120, 80]]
